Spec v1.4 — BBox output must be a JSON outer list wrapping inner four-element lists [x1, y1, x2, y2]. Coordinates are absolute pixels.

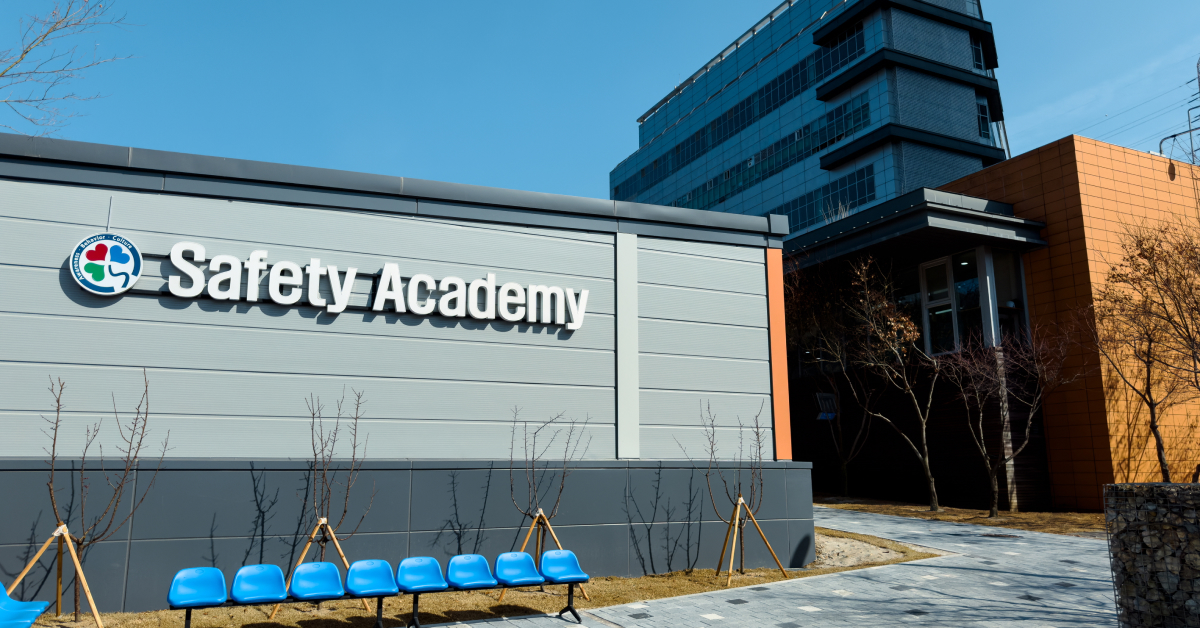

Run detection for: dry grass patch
[[817, 496, 1105, 537], [31, 528, 936, 628]]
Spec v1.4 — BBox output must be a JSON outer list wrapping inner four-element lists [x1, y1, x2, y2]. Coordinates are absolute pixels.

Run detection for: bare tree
[[1093, 276, 1193, 483], [784, 260, 875, 497], [304, 388, 374, 561], [42, 370, 168, 621], [2, 1, 129, 134], [678, 401, 768, 574], [844, 257, 944, 511], [943, 327, 1078, 517], [1105, 223, 1200, 397], [508, 407, 591, 526]]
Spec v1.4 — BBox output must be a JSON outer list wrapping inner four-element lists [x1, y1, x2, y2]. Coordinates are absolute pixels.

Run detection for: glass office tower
[[610, 0, 1006, 238]]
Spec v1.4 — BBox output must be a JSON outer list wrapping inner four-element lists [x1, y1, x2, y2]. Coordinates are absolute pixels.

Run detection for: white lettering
[[245, 251, 268, 302], [168, 242, 206, 298], [326, 265, 358, 314], [306, 259, 327, 307], [498, 282, 526, 323], [438, 276, 466, 317], [408, 274, 437, 315], [565, 288, 589, 331], [372, 263, 406, 312], [468, 273, 496, 320], [207, 254, 242, 301], [161, 242, 585, 328], [268, 261, 303, 305], [527, 285, 564, 325]]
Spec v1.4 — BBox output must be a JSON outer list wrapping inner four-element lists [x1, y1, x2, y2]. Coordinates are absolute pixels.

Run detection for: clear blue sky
[[3, 0, 1199, 199]]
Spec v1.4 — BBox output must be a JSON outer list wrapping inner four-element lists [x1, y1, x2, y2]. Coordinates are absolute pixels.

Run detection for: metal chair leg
[[375, 596, 385, 628], [184, 608, 192, 628], [407, 593, 421, 628], [558, 583, 582, 624]]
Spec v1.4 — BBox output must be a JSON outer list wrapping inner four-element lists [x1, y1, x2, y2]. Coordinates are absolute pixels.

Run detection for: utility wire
[[1075, 81, 1195, 135], [1094, 95, 1196, 142]]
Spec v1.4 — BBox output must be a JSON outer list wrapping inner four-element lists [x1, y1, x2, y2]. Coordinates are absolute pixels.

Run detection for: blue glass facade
[[610, 0, 1005, 239]]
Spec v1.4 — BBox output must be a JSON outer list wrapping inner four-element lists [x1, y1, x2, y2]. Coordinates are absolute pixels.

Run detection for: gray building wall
[[0, 459, 815, 613], [890, 9, 974, 70], [0, 136, 812, 614], [635, 238, 773, 460], [894, 68, 981, 141], [1, 178, 618, 459], [895, 142, 983, 193]]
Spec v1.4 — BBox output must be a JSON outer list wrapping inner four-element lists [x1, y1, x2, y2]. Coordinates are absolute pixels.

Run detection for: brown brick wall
[[941, 135, 1200, 510]]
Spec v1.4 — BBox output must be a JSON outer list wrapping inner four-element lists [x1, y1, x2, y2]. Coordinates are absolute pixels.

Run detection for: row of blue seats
[[169, 549, 589, 628], [1, 585, 49, 628]]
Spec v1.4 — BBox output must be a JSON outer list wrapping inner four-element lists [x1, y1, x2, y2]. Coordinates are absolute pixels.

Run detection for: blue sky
[[2, 0, 1199, 199]]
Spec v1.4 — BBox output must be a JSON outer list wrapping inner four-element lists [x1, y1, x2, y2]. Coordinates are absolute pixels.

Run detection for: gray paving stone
[[440, 507, 1116, 627]]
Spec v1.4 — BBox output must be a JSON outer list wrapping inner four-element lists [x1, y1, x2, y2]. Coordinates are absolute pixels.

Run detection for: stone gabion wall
[[1106, 483, 1200, 627]]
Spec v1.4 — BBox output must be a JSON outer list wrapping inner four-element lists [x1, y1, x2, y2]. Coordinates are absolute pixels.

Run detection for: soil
[[816, 495, 1106, 538], [30, 528, 938, 628]]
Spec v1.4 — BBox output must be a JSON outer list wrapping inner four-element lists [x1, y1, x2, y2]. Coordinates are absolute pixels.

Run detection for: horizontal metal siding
[[638, 284, 767, 327], [0, 179, 616, 279], [1, 180, 615, 459], [640, 389, 772, 427], [638, 249, 765, 294], [636, 238, 772, 459], [0, 412, 615, 459], [640, 425, 770, 460], [0, 363, 614, 423], [637, 237, 765, 263], [639, 318, 767, 360]]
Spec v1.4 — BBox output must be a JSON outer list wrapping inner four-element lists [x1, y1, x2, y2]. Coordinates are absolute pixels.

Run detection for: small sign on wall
[[815, 392, 837, 421]]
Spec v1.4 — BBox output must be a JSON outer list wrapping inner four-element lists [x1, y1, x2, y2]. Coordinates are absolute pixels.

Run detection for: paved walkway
[[444, 506, 1117, 627]]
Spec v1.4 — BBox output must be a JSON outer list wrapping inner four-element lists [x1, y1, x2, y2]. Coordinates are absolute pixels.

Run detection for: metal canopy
[[785, 187, 1045, 269]]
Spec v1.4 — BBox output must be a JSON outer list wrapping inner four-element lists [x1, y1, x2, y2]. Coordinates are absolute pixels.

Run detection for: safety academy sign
[[69, 235, 589, 330]]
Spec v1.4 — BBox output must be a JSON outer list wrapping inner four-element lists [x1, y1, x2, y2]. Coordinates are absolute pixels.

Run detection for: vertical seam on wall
[[616, 233, 640, 459]]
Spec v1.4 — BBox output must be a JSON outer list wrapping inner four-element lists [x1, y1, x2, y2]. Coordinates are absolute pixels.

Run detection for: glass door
[[919, 258, 957, 354]]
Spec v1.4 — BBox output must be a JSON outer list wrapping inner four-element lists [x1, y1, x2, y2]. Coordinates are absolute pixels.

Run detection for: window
[[977, 103, 992, 140], [992, 248, 1026, 341], [766, 165, 876, 233], [669, 92, 874, 212], [612, 24, 867, 202], [912, 247, 1028, 354], [921, 260, 957, 354], [970, 36, 986, 71], [953, 251, 983, 344]]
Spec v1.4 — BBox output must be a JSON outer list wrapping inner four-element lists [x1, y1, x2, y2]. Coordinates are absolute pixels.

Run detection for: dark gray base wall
[[0, 459, 814, 613]]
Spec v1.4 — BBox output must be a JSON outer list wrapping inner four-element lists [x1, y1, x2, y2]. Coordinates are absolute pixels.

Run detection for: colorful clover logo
[[71, 233, 143, 296]]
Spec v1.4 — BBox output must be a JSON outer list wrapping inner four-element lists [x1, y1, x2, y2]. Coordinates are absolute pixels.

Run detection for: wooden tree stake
[[56, 535, 64, 616], [715, 497, 789, 586], [8, 525, 104, 627], [267, 518, 371, 618], [498, 509, 589, 602]]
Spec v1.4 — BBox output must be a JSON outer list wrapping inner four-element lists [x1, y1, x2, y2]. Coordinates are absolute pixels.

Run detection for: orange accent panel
[[766, 248, 792, 460]]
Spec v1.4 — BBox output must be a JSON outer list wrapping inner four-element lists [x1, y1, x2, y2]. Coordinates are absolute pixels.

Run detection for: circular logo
[[70, 233, 143, 296]]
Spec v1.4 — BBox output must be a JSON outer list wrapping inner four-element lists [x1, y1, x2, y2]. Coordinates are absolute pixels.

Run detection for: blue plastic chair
[[0, 582, 49, 628], [230, 564, 287, 604], [288, 562, 345, 601], [347, 560, 398, 628], [396, 558, 448, 628], [539, 550, 589, 624], [446, 555, 498, 590], [167, 567, 227, 628], [493, 552, 545, 587]]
